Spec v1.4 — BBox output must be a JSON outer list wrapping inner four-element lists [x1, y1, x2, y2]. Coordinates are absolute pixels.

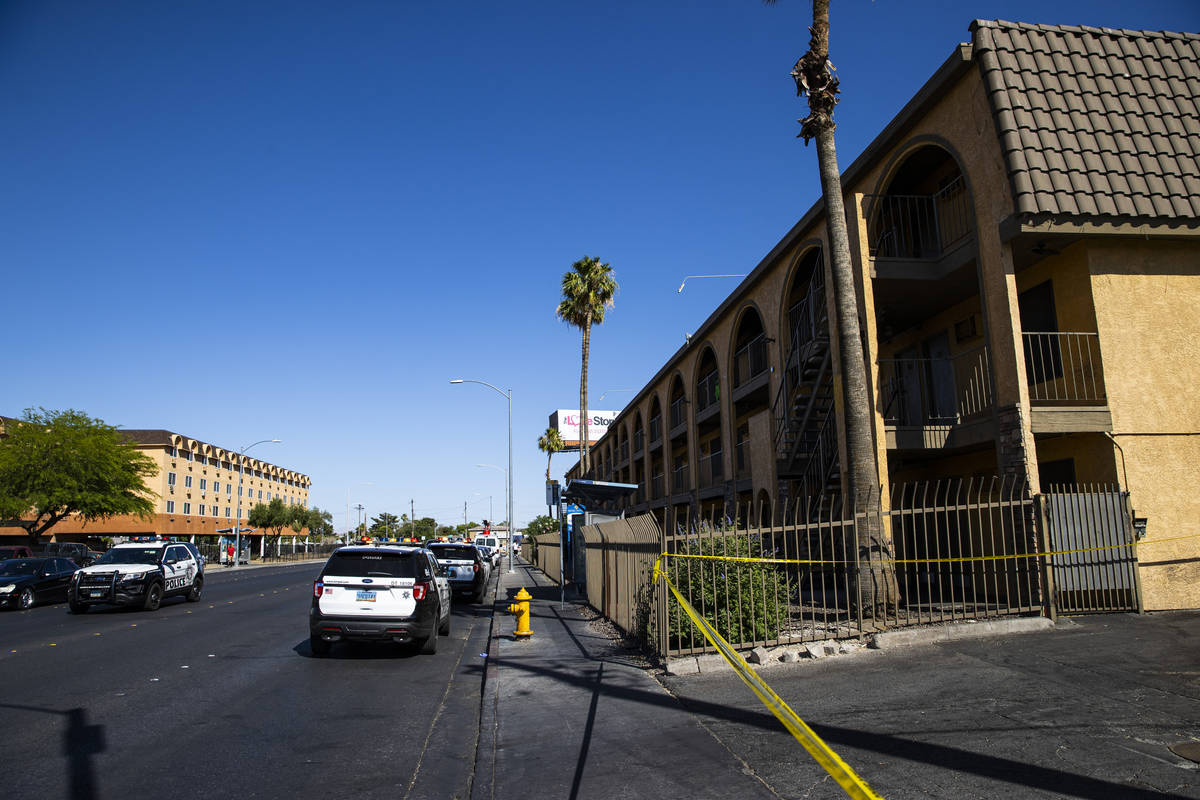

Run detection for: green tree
[[556, 255, 617, 474], [413, 516, 437, 540], [369, 512, 401, 538], [537, 427, 565, 484], [291, 505, 334, 540], [766, 0, 897, 615], [0, 408, 158, 548], [248, 497, 293, 554], [525, 514, 557, 539]]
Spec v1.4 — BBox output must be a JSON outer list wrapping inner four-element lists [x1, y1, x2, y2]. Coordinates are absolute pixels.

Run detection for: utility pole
[[354, 503, 365, 539], [411, 499, 415, 539]]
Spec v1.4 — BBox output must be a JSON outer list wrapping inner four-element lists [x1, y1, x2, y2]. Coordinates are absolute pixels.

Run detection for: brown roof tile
[[971, 19, 1200, 224]]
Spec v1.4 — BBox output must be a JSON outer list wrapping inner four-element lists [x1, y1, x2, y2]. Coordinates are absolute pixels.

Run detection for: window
[[186, 451, 194, 462], [166, 500, 175, 513], [183, 502, 192, 515], [200, 479, 207, 492], [169, 446, 178, 458], [226, 484, 232, 495], [167, 472, 176, 486], [212, 506, 219, 518], [213, 481, 220, 493], [239, 486, 243, 497], [267, 492, 272, 501], [199, 504, 206, 516], [184, 475, 193, 489], [225, 507, 231, 518], [258, 490, 263, 500]]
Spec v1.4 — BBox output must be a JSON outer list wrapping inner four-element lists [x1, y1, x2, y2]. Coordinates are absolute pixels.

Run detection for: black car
[[0, 558, 79, 610]]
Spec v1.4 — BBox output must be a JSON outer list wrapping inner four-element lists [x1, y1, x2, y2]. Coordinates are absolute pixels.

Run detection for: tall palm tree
[[538, 427, 565, 483], [768, 0, 897, 615], [556, 256, 617, 474]]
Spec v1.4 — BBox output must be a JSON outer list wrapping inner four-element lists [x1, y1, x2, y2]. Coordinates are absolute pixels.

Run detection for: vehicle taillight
[[313, 580, 323, 598], [412, 581, 429, 601], [473, 561, 482, 573]]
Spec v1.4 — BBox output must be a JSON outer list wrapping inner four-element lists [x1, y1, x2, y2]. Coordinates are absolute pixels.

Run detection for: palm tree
[[768, 0, 897, 615], [556, 255, 617, 474], [537, 427, 565, 484]]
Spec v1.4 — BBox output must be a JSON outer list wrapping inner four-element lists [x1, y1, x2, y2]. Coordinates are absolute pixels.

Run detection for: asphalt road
[[661, 612, 1200, 799], [0, 563, 494, 800]]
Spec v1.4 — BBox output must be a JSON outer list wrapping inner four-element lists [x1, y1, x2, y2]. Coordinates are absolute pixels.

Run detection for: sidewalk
[[473, 556, 779, 800]]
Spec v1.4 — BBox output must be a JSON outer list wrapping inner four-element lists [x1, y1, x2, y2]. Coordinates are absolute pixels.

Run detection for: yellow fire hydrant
[[509, 587, 533, 638]]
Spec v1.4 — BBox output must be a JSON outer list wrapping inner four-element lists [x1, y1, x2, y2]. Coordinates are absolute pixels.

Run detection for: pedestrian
[[227, 543, 235, 566]]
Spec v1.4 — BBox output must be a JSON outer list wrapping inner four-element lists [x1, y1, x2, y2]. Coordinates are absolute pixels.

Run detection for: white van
[[474, 535, 501, 566]]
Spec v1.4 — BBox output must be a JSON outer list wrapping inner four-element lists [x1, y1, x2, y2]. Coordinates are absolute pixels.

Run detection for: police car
[[69, 541, 202, 613], [309, 545, 451, 657]]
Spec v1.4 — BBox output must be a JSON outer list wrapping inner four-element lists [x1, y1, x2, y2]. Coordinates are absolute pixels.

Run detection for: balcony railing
[[633, 429, 644, 453], [1023, 332, 1106, 404], [649, 416, 662, 444], [696, 372, 720, 413], [733, 335, 769, 388], [670, 397, 688, 430], [880, 345, 993, 426], [866, 175, 973, 261], [651, 473, 665, 499], [698, 448, 724, 488], [618, 441, 629, 463], [673, 464, 691, 493]]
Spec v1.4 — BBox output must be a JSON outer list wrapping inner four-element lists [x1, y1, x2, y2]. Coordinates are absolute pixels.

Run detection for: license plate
[[89, 591, 104, 598], [356, 590, 376, 601]]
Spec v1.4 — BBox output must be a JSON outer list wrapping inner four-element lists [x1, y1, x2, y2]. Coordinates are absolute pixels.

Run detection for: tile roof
[[971, 19, 1200, 222]]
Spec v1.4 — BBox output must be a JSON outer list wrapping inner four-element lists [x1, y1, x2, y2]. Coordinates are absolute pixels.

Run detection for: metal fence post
[[1035, 494, 1058, 621]]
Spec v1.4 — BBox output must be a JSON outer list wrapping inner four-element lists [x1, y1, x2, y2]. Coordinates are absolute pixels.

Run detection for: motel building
[[566, 20, 1200, 612], [0, 427, 311, 556]]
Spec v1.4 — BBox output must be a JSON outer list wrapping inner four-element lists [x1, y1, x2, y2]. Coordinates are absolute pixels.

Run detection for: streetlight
[[677, 274, 747, 293], [234, 438, 281, 569], [452, 378, 514, 574]]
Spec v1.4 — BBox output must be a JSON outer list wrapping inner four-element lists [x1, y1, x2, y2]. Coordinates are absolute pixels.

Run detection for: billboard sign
[[550, 409, 617, 447]]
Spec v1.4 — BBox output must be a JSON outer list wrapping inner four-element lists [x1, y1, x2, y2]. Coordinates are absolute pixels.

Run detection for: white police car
[[69, 541, 202, 613], [309, 545, 451, 657]]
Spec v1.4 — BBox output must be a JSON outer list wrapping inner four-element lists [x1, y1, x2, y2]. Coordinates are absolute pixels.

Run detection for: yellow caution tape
[[653, 558, 885, 800], [660, 531, 1200, 567]]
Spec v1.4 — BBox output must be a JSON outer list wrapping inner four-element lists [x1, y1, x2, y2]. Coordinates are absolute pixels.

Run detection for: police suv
[[69, 541, 202, 613], [310, 544, 451, 657]]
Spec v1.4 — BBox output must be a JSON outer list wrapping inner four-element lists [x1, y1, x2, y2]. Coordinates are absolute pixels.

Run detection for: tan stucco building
[[1, 427, 311, 545], [568, 21, 1199, 610]]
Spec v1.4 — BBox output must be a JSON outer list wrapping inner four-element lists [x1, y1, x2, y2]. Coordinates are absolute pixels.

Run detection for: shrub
[[663, 533, 789, 649]]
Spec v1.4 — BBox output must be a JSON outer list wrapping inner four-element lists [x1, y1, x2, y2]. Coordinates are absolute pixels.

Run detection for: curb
[[870, 616, 1055, 649], [470, 560, 505, 800]]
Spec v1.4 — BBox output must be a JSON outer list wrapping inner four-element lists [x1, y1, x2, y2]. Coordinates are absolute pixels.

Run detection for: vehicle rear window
[[429, 545, 477, 561], [323, 551, 425, 579]]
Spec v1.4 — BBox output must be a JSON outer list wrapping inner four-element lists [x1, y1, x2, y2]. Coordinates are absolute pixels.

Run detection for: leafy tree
[[537, 427, 565, 483], [369, 511, 401, 537], [766, 0, 897, 615], [291, 506, 334, 540], [413, 516, 437, 540], [455, 522, 478, 538], [556, 255, 617, 474], [0, 408, 158, 548], [525, 514, 557, 539], [248, 497, 293, 554]]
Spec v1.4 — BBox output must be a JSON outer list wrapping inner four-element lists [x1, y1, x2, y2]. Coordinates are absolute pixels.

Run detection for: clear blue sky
[[2, 0, 1195, 532]]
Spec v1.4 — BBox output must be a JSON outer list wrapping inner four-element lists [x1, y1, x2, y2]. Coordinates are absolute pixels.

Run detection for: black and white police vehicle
[[69, 541, 202, 613], [310, 544, 451, 657]]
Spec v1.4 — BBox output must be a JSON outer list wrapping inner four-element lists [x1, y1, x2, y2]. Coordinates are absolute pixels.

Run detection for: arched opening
[[668, 376, 690, 495], [647, 396, 664, 501], [694, 348, 723, 490], [732, 308, 768, 390]]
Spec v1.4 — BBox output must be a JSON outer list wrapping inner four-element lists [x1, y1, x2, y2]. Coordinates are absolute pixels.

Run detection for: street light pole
[[234, 438, 280, 569], [452, 378, 515, 573]]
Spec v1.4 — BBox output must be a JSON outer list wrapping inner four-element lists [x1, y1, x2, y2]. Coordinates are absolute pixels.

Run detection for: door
[[895, 346, 923, 425], [923, 332, 957, 422]]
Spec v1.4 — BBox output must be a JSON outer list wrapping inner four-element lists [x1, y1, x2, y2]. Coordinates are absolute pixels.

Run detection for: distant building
[[0, 426, 311, 547]]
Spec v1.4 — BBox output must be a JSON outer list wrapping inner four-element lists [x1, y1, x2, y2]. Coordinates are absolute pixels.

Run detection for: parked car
[[38, 542, 100, 566], [309, 545, 450, 657], [0, 557, 79, 610], [427, 542, 490, 602], [0, 545, 35, 561], [69, 541, 202, 613], [477, 544, 501, 569]]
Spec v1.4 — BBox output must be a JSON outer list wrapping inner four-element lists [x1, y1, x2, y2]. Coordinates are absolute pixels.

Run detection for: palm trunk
[[580, 315, 591, 473], [804, 0, 897, 615]]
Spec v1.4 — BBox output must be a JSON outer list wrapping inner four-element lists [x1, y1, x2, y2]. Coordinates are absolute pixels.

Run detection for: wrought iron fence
[[1023, 332, 1106, 404]]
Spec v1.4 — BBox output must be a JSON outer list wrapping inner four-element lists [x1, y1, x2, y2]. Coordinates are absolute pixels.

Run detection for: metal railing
[[670, 397, 687, 430], [879, 345, 993, 426], [866, 175, 973, 260], [651, 472, 665, 499], [530, 478, 1137, 660], [735, 438, 750, 479], [649, 415, 662, 444], [733, 335, 769, 388], [698, 448, 724, 488], [1023, 332, 1106, 404], [619, 441, 629, 463], [633, 429, 644, 453], [696, 371, 720, 413], [672, 464, 690, 493]]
